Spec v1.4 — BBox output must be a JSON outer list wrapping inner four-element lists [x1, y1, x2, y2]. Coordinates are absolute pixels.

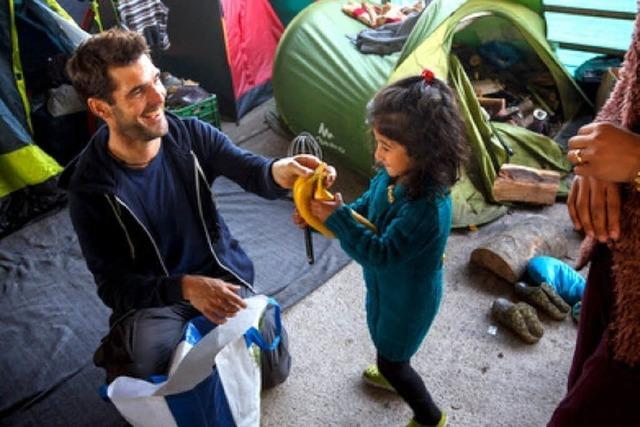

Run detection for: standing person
[[297, 70, 468, 427], [549, 7, 640, 426], [60, 29, 332, 386]]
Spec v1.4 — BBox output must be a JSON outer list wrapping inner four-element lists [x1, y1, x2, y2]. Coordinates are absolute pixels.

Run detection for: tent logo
[[317, 122, 334, 140], [316, 123, 345, 154]]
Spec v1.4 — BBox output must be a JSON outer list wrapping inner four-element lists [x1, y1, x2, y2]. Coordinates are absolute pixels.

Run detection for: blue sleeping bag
[[527, 256, 585, 306]]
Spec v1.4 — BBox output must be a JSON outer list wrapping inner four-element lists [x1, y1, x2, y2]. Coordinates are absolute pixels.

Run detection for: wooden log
[[478, 97, 506, 117], [470, 218, 568, 283], [493, 164, 561, 205]]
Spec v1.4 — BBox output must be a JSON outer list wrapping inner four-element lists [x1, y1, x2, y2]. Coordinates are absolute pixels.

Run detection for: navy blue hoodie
[[59, 113, 286, 319]]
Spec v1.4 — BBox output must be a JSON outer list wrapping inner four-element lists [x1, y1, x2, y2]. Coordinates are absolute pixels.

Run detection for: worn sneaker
[[514, 282, 569, 320], [491, 298, 544, 344], [406, 411, 448, 427], [362, 364, 395, 392]]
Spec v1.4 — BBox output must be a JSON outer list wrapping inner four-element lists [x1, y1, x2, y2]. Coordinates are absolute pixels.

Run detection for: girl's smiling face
[[373, 128, 414, 178]]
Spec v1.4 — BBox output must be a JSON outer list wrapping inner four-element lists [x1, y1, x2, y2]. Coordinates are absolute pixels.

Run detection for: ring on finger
[[575, 149, 583, 165]]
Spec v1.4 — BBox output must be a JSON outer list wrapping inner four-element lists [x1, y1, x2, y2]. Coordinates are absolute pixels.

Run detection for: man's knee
[[95, 306, 190, 383], [95, 302, 291, 388], [259, 305, 291, 389]]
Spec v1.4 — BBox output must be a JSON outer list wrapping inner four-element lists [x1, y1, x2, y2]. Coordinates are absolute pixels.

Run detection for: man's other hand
[[181, 275, 248, 324]]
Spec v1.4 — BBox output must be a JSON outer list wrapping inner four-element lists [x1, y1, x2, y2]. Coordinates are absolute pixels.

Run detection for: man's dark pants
[[94, 284, 291, 389]]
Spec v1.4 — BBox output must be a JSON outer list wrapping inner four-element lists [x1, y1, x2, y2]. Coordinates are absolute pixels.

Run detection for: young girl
[[307, 70, 468, 427]]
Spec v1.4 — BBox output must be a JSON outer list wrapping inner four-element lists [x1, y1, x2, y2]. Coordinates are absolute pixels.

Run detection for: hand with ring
[[568, 122, 640, 183], [573, 148, 584, 166]]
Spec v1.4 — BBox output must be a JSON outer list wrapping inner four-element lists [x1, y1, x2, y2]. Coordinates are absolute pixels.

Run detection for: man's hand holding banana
[[272, 154, 336, 189]]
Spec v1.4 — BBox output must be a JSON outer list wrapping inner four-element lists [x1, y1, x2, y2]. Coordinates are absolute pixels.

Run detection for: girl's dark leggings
[[377, 354, 441, 426]]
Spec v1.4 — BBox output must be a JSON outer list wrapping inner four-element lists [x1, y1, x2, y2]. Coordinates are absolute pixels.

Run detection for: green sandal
[[362, 364, 395, 392], [406, 411, 448, 427]]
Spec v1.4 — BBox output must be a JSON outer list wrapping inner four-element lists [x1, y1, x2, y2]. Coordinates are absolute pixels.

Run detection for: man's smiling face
[[104, 54, 168, 143]]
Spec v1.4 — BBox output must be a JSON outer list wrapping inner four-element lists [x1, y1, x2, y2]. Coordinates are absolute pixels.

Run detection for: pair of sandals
[[491, 282, 571, 344]]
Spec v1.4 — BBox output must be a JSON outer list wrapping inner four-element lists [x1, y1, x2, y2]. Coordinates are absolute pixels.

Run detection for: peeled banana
[[293, 163, 377, 237]]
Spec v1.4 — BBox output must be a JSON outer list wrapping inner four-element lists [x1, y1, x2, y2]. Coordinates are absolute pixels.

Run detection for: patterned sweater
[[593, 3, 640, 367], [325, 170, 451, 361]]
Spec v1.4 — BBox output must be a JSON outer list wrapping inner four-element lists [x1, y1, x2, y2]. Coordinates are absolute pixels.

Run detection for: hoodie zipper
[[191, 151, 253, 291], [105, 195, 136, 260], [113, 195, 170, 276]]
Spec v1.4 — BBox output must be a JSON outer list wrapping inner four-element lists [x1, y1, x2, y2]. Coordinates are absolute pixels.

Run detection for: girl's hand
[[568, 122, 640, 183], [323, 165, 337, 189], [310, 192, 344, 223], [292, 209, 308, 229]]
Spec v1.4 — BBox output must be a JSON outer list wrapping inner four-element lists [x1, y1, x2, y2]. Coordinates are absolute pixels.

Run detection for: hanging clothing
[[116, 0, 171, 50], [351, 11, 422, 55]]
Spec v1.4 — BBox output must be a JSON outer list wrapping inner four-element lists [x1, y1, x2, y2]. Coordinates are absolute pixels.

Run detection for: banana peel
[[293, 163, 377, 237]]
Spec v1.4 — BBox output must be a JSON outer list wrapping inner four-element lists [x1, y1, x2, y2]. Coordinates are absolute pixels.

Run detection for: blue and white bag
[[106, 295, 281, 427]]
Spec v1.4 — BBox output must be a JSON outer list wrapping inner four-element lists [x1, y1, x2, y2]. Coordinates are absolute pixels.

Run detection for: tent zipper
[[105, 195, 135, 260]]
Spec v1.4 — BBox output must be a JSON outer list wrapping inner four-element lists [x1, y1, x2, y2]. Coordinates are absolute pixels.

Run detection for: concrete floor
[[222, 101, 582, 427]]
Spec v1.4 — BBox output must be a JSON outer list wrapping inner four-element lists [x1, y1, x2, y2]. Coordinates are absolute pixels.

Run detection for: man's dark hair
[[367, 75, 469, 201], [66, 29, 150, 103]]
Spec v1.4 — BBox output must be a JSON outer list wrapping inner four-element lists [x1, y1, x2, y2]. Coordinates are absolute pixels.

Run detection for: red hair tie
[[421, 68, 435, 84]]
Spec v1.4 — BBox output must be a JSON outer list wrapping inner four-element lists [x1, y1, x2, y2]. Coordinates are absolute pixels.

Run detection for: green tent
[[273, 0, 590, 227]]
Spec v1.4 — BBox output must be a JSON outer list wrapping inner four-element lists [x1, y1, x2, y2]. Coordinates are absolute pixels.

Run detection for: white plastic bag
[[107, 295, 278, 427]]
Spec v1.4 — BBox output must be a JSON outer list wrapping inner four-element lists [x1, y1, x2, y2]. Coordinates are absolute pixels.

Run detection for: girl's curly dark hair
[[367, 75, 469, 201]]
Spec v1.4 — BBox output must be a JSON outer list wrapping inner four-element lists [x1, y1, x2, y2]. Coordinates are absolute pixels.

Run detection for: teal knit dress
[[325, 170, 451, 361]]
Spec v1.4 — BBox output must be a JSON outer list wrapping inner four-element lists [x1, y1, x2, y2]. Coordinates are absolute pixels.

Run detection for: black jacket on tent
[[0, 0, 90, 238]]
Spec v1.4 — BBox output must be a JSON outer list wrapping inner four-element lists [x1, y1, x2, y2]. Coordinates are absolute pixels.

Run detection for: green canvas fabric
[[273, 0, 588, 227], [397, 0, 544, 70], [449, 55, 572, 188], [390, 0, 583, 225], [445, 54, 572, 227], [274, 0, 399, 175], [448, 54, 506, 227], [394, 0, 586, 120]]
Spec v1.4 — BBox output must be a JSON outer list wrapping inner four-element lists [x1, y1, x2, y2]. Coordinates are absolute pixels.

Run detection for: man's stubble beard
[[112, 107, 169, 142]]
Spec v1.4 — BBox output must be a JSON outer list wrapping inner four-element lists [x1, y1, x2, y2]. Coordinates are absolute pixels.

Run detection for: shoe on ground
[[571, 301, 581, 323], [362, 364, 395, 392], [491, 298, 543, 344], [515, 302, 544, 339], [540, 282, 571, 314], [406, 411, 448, 427], [514, 282, 568, 320]]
